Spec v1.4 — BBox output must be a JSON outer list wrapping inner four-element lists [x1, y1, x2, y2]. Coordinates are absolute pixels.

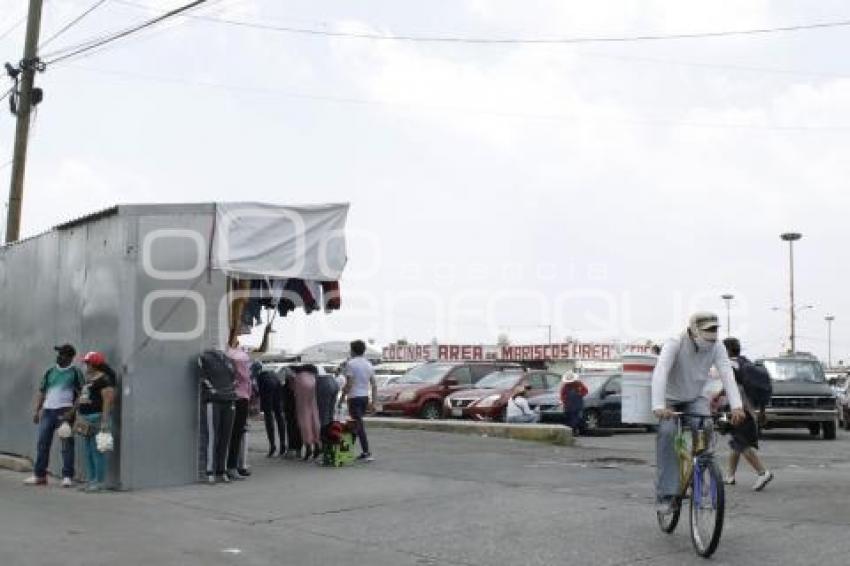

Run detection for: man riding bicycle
[[652, 312, 746, 514]]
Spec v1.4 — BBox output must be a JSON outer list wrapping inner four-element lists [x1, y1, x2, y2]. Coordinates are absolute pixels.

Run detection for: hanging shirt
[[40, 365, 84, 410], [227, 347, 253, 401]]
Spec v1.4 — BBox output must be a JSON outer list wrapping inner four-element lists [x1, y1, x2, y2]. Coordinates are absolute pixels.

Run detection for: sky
[[1, 0, 849, 361]]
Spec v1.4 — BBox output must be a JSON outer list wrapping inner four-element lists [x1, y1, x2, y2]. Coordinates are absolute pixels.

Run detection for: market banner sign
[[382, 342, 653, 362]]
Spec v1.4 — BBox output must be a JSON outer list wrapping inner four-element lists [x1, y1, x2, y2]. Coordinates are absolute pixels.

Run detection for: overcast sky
[[1, 0, 848, 360]]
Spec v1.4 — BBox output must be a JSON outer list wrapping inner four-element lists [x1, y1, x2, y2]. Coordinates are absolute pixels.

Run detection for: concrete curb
[[365, 417, 574, 446], [0, 454, 32, 473]]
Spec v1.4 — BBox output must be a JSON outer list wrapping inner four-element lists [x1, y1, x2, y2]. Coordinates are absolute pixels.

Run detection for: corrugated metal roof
[[53, 205, 119, 231]]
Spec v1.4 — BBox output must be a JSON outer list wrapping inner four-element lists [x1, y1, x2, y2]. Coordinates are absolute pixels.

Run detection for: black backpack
[[739, 359, 773, 409]]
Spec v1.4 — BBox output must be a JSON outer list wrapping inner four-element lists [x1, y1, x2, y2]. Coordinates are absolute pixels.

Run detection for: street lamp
[[780, 232, 802, 354], [825, 315, 835, 368], [721, 294, 734, 336]]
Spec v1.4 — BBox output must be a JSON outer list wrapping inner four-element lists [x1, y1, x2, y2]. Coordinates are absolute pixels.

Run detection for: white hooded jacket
[[651, 332, 742, 412]]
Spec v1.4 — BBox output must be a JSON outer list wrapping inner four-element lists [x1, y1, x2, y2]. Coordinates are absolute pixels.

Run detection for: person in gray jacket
[[651, 312, 745, 514]]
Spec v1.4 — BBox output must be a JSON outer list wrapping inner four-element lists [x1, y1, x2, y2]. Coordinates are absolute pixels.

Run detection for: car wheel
[[584, 410, 600, 432], [823, 420, 837, 440], [420, 401, 442, 420], [808, 423, 821, 437]]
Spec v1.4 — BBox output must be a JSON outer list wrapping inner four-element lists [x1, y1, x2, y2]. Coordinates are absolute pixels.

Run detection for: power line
[[42, 0, 210, 66], [58, 64, 850, 134], [114, 1, 850, 45], [39, 0, 111, 49], [0, 13, 28, 42]]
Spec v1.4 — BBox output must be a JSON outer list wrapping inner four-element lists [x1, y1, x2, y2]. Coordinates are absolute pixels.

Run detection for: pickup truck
[[756, 355, 840, 440]]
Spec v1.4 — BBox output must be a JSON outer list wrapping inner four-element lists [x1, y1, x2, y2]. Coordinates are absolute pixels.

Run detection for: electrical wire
[[39, 0, 111, 49], [56, 64, 850, 134], [0, 13, 28, 42], [114, 1, 850, 45], [41, 0, 210, 66]]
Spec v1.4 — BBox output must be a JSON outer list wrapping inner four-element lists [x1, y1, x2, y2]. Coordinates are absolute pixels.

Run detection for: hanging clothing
[[321, 281, 341, 311], [294, 367, 321, 446], [316, 373, 340, 428], [281, 369, 302, 453]]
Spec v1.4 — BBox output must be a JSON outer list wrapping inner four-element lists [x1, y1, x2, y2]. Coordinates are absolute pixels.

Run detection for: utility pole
[[781, 232, 802, 354], [5, 0, 45, 244], [825, 315, 835, 368], [721, 294, 734, 337]]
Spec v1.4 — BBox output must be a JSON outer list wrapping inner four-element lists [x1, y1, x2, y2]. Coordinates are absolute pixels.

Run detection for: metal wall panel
[[1, 204, 228, 489], [121, 211, 225, 489]]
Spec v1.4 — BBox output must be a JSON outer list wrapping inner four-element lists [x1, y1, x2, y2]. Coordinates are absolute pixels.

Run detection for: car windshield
[[475, 371, 523, 389], [762, 360, 826, 383], [396, 364, 453, 384], [581, 375, 610, 393]]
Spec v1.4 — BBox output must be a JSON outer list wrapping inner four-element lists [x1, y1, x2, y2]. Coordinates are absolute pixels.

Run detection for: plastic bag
[[57, 422, 73, 439], [96, 431, 114, 453], [334, 403, 349, 422]]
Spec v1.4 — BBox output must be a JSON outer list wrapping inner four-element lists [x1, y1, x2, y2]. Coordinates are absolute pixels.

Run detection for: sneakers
[[753, 470, 774, 492], [236, 468, 252, 478], [655, 497, 678, 515], [356, 453, 374, 463], [225, 470, 243, 481], [206, 474, 216, 485], [23, 475, 47, 486], [62, 477, 74, 488], [724, 476, 736, 486]]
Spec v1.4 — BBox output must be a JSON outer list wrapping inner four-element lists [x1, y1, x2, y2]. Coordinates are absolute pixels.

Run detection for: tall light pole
[[825, 315, 835, 368], [780, 232, 802, 354], [721, 294, 734, 336]]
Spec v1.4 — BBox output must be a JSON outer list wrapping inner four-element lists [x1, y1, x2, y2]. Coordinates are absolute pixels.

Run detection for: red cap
[[82, 351, 105, 366]]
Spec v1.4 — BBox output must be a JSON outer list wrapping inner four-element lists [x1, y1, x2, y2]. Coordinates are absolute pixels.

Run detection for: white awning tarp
[[211, 202, 349, 280]]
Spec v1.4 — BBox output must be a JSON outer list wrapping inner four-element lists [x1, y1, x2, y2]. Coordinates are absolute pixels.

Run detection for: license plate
[[451, 408, 463, 417]]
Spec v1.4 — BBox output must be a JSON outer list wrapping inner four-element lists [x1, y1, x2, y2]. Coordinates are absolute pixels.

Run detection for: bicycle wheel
[[656, 497, 681, 533], [689, 458, 725, 557]]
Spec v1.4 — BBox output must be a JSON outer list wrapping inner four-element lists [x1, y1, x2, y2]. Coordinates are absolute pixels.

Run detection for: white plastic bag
[[96, 431, 114, 453], [57, 422, 73, 439], [334, 403, 349, 422]]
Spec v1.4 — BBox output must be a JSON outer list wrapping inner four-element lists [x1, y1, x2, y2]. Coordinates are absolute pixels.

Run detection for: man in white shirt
[[506, 384, 540, 424], [342, 340, 377, 462], [651, 312, 745, 514]]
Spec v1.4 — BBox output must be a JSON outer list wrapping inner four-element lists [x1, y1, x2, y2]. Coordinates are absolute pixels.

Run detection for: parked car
[[757, 355, 840, 440], [444, 370, 561, 421], [377, 361, 522, 419], [528, 373, 652, 432], [374, 362, 421, 391]]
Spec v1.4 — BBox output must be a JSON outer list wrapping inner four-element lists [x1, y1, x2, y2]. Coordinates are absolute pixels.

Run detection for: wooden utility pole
[[5, 0, 45, 244]]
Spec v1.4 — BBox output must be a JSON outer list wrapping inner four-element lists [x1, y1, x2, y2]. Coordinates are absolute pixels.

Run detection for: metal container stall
[[1, 203, 319, 489]]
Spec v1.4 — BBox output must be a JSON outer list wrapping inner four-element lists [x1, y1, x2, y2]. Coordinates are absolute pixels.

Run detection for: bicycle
[[656, 412, 728, 558]]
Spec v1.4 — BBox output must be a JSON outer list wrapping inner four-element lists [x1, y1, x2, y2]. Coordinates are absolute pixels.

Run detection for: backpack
[[739, 359, 772, 409]]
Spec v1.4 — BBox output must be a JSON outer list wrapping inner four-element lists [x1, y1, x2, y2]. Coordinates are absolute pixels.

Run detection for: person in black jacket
[[280, 367, 303, 459], [198, 350, 238, 484], [723, 338, 774, 491], [253, 362, 286, 458]]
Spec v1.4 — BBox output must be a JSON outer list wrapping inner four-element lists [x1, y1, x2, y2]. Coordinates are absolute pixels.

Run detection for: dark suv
[[757, 355, 840, 440], [377, 361, 522, 419]]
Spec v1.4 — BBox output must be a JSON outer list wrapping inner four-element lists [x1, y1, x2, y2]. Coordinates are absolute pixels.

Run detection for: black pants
[[227, 399, 249, 471], [260, 381, 285, 451], [282, 386, 302, 452], [202, 401, 235, 476], [348, 396, 370, 454]]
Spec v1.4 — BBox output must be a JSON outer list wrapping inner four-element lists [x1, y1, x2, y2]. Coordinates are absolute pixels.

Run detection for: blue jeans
[[347, 397, 370, 454], [656, 398, 710, 501], [81, 413, 107, 486], [34, 408, 75, 479]]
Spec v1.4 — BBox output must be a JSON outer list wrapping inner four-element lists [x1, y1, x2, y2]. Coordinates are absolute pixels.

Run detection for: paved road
[[1, 425, 848, 566]]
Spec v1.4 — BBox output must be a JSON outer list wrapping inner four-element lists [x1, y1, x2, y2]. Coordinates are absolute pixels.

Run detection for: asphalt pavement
[[1, 424, 848, 566]]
